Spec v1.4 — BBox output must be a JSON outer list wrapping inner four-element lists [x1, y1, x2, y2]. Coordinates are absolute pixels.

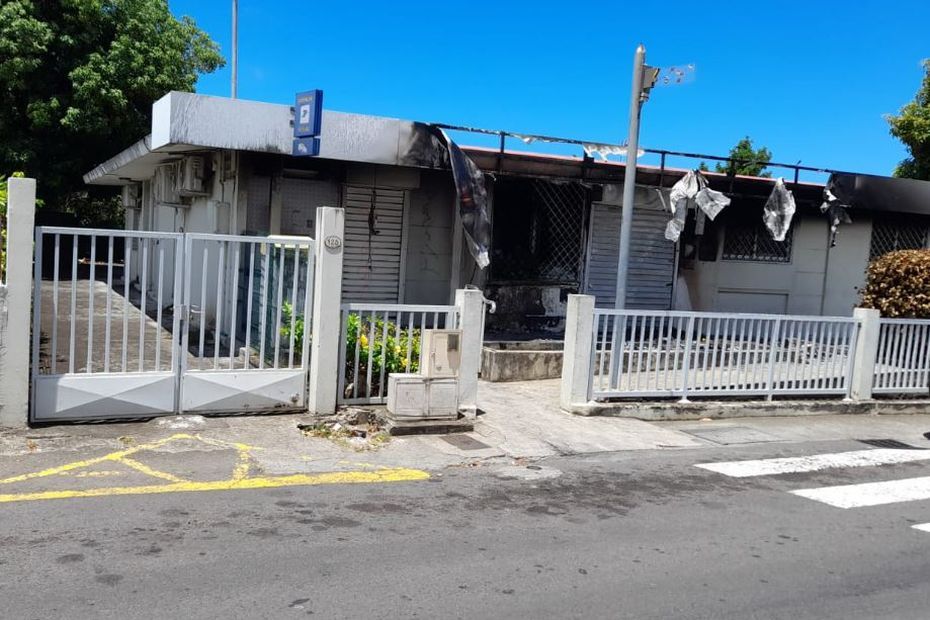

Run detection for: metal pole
[[614, 44, 646, 309], [231, 0, 238, 99]]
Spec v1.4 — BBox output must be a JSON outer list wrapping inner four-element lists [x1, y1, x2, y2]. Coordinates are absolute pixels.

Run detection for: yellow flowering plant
[[344, 313, 421, 396]]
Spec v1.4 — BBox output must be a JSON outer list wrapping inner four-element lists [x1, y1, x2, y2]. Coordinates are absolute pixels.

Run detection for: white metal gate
[[31, 227, 315, 422]]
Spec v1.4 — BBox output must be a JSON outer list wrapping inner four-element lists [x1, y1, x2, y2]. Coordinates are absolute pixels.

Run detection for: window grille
[[490, 178, 586, 283], [722, 221, 793, 263], [531, 180, 585, 282], [869, 216, 930, 260]]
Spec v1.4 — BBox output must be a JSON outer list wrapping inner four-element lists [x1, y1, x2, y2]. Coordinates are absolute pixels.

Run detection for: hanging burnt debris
[[665, 170, 730, 242], [763, 178, 797, 242], [434, 129, 492, 269], [820, 174, 853, 247], [397, 122, 492, 269]]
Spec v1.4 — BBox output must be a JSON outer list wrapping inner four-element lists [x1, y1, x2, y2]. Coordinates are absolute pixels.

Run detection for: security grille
[[869, 216, 930, 260], [532, 180, 586, 281], [491, 178, 586, 283], [722, 221, 793, 263]]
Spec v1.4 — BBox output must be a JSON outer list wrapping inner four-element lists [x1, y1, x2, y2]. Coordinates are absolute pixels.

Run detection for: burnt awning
[[827, 173, 930, 216]]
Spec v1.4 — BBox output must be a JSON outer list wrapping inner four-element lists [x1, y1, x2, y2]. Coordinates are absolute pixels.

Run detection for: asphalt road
[[3, 439, 930, 619]]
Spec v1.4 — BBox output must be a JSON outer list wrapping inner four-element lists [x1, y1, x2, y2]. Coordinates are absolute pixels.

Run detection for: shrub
[[344, 314, 421, 395], [278, 308, 421, 396], [280, 302, 305, 353], [859, 249, 930, 318]]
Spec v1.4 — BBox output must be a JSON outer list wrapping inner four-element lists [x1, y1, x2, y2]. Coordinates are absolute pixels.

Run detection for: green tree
[[0, 0, 224, 220], [887, 60, 930, 180], [715, 137, 772, 177]]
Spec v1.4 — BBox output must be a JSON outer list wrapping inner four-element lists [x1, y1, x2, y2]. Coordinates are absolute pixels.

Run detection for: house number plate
[[323, 235, 342, 249]]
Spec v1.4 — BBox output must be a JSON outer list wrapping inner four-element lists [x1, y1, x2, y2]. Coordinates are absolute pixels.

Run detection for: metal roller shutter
[[584, 190, 675, 309], [342, 186, 406, 302]]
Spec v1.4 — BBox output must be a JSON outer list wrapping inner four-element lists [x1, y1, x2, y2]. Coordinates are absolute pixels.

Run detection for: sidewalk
[[1, 379, 930, 496]]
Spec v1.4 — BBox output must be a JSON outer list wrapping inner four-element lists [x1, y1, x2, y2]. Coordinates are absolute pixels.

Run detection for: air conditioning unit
[[121, 183, 141, 210], [153, 162, 182, 206], [178, 155, 209, 196]]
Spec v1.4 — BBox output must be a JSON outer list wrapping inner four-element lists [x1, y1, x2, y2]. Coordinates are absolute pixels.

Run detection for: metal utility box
[[421, 329, 462, 378], [387, 374, 458, 420], [387, 374, 427, 419]]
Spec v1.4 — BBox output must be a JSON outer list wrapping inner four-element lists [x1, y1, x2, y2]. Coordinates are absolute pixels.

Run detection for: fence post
[[560, 294, 595, 412], [765, 317, 783, 401], [0, 178, 36, 428], [850, 307, 880, 401], [306, 207, 344, 415], [454, 288, 484, 419], [678, 315, 696, 403]]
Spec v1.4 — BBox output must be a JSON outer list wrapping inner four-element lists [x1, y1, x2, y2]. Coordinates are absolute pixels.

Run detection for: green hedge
[[859, 249, 930, 318]]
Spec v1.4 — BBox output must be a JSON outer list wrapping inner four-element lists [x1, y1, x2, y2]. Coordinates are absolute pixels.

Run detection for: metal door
[[178, 233, 314, 414], [31, 227, 184, 421]]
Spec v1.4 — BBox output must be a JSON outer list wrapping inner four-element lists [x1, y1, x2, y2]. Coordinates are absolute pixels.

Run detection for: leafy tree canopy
[[0, 0, 224, 209], [887, 60, 930, 180], [715, 137, 772, 178]]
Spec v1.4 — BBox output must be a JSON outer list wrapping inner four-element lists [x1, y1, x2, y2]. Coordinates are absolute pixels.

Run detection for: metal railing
[[32, 227, 184, 375], [31, 227, 315, 376], [590, 309, 860, 400], [182, 233, 314, 374], [873, 318, 930, 395], [338, 303, 459, 405]]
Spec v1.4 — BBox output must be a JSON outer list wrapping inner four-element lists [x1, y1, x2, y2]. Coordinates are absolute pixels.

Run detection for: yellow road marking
[[0, 468, 430, 503], [0, 434, 202, 485], [0, 433, 430, 503], [119, 457, 187, 483]]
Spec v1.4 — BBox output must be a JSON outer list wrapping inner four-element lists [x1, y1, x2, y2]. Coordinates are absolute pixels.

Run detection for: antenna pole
[[231, 0, 238, 99]]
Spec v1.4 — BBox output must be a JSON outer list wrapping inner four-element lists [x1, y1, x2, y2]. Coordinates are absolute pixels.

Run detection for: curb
[[568, 399, 930, 421]]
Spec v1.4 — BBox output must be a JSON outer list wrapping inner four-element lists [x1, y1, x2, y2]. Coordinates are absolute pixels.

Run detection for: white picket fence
[[873, 318, 930, 395], [561, 295, 930, 410], [590, 310, 859, 400]]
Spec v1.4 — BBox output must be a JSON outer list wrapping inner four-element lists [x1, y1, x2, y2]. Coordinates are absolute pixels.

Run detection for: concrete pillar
[[849, 307, 881, 401], [0, 178, 37, 427], [455, 288, 485, 418], [307, 207, 344, 415], [560, 294, 595, 412]]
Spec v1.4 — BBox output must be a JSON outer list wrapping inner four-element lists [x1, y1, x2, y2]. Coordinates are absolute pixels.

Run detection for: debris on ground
[[151, 415, 207, 430], [297, 408, 391, 451]]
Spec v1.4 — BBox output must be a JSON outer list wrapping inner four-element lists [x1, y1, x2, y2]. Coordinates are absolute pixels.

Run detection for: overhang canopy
[[84, 91, 452, 186]]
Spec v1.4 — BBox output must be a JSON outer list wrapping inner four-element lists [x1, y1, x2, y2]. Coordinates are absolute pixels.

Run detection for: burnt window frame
[[720, 200, 794, 264], [488, 176, 589, 285]]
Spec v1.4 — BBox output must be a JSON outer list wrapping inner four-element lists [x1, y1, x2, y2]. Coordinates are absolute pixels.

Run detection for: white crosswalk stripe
[[695, 446, 930, 517], [695, 449, 930, 478], [792, 476, 930, 509]]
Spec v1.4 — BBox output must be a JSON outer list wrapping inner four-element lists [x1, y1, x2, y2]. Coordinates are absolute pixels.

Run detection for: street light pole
[[231, 0, 239, 99], [614, 44, 646, 309]]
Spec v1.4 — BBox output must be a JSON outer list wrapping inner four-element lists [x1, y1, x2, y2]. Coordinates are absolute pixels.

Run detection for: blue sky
[[171, 0, 929, 182]]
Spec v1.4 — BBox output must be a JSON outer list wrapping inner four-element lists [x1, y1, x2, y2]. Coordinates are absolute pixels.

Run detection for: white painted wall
[[680, 212, 873, 316], [405, 171, 456, 304], [823, 215, 873, 316]]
